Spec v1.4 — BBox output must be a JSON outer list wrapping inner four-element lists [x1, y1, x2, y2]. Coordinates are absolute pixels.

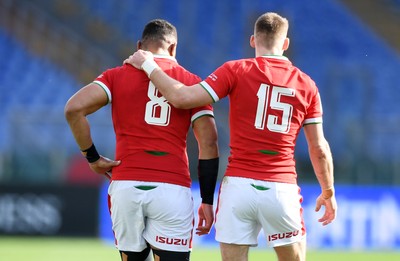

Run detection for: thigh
[[108, 181, 149, 252], [215, 177, 261, 246], [259, 182, 305, 248], [274, 240, 306, 261], [220, 242, 249, 261], [143, 183, 194, 252]]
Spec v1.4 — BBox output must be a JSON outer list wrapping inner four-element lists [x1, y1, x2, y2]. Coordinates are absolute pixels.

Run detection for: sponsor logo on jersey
[[208, 73, 218, 81], [155, 236, 188, 246], [267, 230, 300, 241]]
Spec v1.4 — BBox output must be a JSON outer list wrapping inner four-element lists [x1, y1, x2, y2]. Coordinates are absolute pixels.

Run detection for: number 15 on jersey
[[254, 84, 295, 134]]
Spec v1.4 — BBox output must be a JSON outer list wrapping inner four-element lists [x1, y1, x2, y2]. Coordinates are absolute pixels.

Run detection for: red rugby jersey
[[200, 55, 322, 184], [94, 55, 214, 187]]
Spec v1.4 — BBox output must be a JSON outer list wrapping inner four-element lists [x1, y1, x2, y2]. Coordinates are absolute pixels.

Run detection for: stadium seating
[[1, 0, 400, 184], [0, 28, 114, 182]]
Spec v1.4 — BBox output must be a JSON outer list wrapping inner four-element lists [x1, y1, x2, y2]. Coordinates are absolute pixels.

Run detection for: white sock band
[[141, 59, 159, 77]]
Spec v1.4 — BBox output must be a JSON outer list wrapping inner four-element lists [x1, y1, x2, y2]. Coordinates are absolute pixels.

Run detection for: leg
[[143, 184, 193, 255], [273, 240, 306, 261], [152, 248, 190, 261], [119, 244, 152, 261], [220, 242, 250, 261], [109, 181, 150, 257]]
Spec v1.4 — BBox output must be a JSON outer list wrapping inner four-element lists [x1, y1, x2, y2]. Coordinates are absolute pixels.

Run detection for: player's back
[[95, 56, 210, 187], [211, 56, 322, 183]]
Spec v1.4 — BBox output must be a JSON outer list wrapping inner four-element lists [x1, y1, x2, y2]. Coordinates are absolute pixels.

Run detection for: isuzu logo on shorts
[[155, 236, 188, 246], [267, 230, 300, 241]]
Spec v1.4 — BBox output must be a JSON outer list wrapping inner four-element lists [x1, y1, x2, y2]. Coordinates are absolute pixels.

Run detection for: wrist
[[198, 158, 219, 205], [141, 58, 159, 77], [322, 186, 335, 199], [81, 143, 100, 163]]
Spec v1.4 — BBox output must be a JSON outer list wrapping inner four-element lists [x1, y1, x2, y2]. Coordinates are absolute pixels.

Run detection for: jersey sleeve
[[304, 90, 323, 125], [190, 104, 214, 123], [93, 68, 115, 104], [199, 62, 236, 102]]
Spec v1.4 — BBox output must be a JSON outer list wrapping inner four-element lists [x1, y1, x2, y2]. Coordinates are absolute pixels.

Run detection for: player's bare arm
[[65, 83, 120, 176], [303, 123, 337, 225], [125, 50, 213, 109], [65, 83, 107, 149], [192, 115, 219, 235]]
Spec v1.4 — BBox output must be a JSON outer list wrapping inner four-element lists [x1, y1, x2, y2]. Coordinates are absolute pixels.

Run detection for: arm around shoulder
[[125, 50, 214, 109], [150, 69, 214, 109]]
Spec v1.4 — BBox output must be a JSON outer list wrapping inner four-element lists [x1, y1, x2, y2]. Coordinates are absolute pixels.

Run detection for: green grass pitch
[[0, 237, 399, 260]]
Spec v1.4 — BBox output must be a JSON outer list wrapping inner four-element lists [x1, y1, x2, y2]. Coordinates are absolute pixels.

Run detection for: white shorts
[[108, 181, 194, 252], [215, 176, 306, 248]]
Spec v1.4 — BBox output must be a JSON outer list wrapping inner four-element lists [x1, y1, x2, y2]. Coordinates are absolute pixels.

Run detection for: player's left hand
[[88, 155, 121, 179], [196, 203, 214, 236], [315, 194, 337, 226]]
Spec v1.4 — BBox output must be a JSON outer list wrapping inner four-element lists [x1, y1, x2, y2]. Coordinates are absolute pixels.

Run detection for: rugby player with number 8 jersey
[[65, 19, 219, 261]]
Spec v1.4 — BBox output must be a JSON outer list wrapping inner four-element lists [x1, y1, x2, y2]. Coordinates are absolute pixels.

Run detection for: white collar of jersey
[[153, 54, 177, 62], [260, 55, 289, 61]]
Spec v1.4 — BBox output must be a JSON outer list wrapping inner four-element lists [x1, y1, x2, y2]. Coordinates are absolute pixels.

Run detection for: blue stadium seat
[[77, 0, 399, 161], [0, 29, 84, 152], [1, 0, 400, 183]]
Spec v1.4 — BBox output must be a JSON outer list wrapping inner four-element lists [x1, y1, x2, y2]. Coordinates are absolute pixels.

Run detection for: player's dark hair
[[141, 19, 177, 48]]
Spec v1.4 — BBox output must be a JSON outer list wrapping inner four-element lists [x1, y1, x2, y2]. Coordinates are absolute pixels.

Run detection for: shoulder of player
[[108, 63, 150, 75], [213, 58, 262, 80], [223, 57, 265, 70], [223, 58, 254, 66], [293, 66, 317, 87], [105, 64, 135, 74], [158, 60, 201, 85], [97, 64, 148, 85]]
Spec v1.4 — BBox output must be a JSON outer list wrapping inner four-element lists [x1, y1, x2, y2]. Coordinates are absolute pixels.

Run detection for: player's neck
[[145, 47, 174, 57], [255, 47, 284, 57]]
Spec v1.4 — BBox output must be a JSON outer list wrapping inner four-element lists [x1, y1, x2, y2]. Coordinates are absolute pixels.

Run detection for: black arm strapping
[[81, 143, 100, 163], [198, 157, 219, 204]]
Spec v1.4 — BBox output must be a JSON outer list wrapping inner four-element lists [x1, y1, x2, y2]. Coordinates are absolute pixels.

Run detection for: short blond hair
[[254, 12, 289, 49]]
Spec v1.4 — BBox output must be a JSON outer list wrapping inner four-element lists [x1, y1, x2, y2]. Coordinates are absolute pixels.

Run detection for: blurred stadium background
[[1, 0, 400, 257]]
